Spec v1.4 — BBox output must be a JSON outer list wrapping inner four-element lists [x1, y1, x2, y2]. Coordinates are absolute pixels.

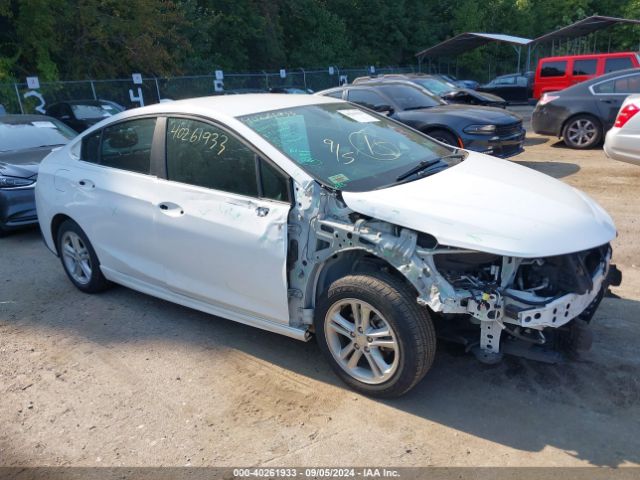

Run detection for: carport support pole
[[14, 83, 24, 114]]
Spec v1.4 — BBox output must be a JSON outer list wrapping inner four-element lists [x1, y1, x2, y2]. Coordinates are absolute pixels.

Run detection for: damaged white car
[[36, 94, 621, 397]]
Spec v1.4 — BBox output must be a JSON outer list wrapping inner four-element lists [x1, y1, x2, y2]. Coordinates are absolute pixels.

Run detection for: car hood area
[[341, 152, 616, 258], [0, 147, 54, 178], [417, 104, 520, 124]]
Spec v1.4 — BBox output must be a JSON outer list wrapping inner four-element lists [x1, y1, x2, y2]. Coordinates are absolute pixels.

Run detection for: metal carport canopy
[[415, 32, 532, 60], [531, 15, 640, 44]]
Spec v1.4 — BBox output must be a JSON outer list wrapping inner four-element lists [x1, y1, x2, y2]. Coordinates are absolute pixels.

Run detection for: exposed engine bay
[[286, 183, 622, 364]]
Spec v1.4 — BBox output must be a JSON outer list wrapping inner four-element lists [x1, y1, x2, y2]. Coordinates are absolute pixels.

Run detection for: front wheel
[[426, 129, 458, 147], [315, 272, 436, 397]]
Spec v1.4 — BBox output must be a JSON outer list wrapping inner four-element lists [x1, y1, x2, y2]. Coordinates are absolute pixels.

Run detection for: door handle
[[159, 202, 184, 216], [256, 206, 270, 217]]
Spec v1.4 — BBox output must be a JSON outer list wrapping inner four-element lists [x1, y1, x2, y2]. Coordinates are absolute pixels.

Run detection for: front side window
[[100, 118, 156, 174], [496, 76, 516, 85], [166, 118, 258, 197], [239, 103, 456, 192], [541, 61, 567, 77], [573, 59, 597, 76], [605, 57, 633, 73]]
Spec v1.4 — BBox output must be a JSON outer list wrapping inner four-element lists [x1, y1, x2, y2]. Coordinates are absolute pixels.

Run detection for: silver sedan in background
[[604, 94, 640, 166]]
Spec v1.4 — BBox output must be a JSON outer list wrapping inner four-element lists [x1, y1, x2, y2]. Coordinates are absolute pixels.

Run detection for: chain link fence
[[0, 65, 418, 115]]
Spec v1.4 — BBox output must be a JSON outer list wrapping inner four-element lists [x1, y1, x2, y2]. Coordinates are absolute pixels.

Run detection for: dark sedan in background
[[45, 99, 124, 132], [0, 115, 76, 234], [354, 74, 507, 108], [477, 72, 534, 104], [532, 68, 640, 148], [318, 81, 525, 158]]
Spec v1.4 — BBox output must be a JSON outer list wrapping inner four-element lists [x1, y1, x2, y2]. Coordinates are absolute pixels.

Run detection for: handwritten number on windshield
[[323, 139, 355, 164]]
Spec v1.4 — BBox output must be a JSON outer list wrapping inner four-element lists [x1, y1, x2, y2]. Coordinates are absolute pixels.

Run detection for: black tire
[[562, 114, 602, 149], [426, 129, 458, 147], [56, 219, 111, 293], [315, 272, 436, 398]]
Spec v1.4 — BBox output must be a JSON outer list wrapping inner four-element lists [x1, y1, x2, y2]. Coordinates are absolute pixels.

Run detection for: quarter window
[[100, 118, 156, 174], [605, 57, 633, 73], [541, 61, 567, 77], [573, 59, 597, 76], [166, 118, 258, 197], [80, 130, 101, 163]]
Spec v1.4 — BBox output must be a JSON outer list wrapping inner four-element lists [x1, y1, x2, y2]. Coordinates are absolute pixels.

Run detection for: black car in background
[[532, 68, 640, 148], [318, 81, 525, 158], [45, 99, 124, 132], [0, 115, 77, 234], [477, 72, 534, 104], [354, 74, 507, 108]]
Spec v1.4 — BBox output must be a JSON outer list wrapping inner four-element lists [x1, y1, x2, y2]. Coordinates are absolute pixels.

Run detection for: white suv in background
[[604, 94, 640, 166]]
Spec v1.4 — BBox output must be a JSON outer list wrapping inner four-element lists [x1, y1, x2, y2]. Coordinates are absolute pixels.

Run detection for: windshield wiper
[[403, 105, 435, 111], [395, 153, 466, 182]]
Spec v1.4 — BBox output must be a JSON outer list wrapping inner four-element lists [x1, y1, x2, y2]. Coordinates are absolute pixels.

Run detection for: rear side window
[[573, 59, 597, 76], [100, 118, 156, 174], [594, 74, 640, 94], [166, 118, 258, 197], [605, 57, 633, 73], [541, 61, 567, 77]]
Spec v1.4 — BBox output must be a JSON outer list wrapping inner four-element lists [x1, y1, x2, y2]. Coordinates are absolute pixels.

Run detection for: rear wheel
[[56, 220, 111, 293], [427, 129, 458, 147], [315, 272, 436, 397], [562, 115, 602, 149]]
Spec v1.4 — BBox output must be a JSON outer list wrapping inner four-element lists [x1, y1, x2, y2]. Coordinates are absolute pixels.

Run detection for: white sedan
[[36, 94, 619, 397], [604, 94, 640, 166]]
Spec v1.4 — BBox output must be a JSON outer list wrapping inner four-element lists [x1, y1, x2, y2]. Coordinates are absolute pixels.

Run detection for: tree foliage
[[0, 0, 638, 81]]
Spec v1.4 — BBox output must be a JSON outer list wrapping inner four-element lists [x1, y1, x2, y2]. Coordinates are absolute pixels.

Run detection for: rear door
[[65, 116, 163, 285], [593, 72, 640, 129], [153, 116, 292, 323]]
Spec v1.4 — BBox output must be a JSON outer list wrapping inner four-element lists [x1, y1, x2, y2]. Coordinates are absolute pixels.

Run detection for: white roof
[[126, 93, 341, 118]]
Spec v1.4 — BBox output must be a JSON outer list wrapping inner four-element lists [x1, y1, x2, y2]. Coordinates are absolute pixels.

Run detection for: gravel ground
[[1, 117, 639, 467]]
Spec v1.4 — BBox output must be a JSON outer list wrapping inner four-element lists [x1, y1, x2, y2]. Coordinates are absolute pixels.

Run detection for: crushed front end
[[430, 243, 622, 363]]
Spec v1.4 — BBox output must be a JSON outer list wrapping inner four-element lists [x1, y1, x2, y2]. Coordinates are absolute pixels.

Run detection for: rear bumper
[[604, 128, 640, 166], [531, 104, 566, 136], [0, 185, 37, 231]]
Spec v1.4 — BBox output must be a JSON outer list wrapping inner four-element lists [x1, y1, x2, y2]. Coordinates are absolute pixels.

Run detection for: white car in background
[[35, 94, 620, 397], [604, 94, 640, 166]]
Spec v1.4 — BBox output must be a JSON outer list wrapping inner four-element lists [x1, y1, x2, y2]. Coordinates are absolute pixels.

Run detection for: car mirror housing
[[373, 104, 394, 115]]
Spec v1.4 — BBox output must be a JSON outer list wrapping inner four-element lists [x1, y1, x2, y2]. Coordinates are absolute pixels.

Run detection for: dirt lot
[[1, 115, 640, 467]]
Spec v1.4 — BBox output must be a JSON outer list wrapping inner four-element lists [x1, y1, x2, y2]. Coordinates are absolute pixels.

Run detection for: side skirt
[[101, 267, 311, 342]]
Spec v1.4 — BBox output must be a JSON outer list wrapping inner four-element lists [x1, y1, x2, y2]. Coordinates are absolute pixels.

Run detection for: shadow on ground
[[514, 160, 580, 179], [2, 230, 639, 467]]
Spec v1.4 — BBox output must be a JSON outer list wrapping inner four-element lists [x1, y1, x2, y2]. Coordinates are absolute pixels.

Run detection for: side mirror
[[373, 104, 394, 115]]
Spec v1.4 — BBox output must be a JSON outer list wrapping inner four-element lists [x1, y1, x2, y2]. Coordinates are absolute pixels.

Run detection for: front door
[[154, 117, 292, 324]]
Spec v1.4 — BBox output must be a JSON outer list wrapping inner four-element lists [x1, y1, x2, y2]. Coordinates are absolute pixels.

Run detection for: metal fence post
[[299, 68, 306, 89], [154, 77, 162, 102], [90, 81, 97, 100], [14, 83, 24, 114]]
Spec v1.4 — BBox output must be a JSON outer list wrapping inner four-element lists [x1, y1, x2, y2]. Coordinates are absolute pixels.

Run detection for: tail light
[[614, 103, 640, 128], [538, 93, 559, 106]]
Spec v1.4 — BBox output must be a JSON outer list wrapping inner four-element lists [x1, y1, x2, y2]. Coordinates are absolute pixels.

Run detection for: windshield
[[71, 103, 121, 120], [411, 78, 454, 96], [239, 103, 456, 191], [0, 118, 76, 152]]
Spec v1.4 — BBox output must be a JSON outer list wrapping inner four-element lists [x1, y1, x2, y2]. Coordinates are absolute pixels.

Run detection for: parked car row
[[532, 67, 640, 148]]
